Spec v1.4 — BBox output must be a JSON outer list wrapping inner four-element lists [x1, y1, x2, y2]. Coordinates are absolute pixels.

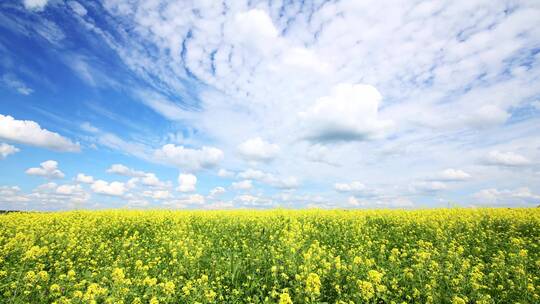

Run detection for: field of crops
[[0, 209, 539, 303]]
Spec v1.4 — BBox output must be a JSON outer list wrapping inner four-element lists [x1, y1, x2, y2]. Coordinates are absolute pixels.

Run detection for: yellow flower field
[[0, 209, 539, 303]]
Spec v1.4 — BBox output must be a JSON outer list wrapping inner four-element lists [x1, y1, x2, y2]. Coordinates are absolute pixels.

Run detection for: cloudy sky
[[1, 0, 539, 210]]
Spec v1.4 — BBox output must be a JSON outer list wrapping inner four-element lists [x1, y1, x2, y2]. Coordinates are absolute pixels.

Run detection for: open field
[[1, 209, 539, 303]]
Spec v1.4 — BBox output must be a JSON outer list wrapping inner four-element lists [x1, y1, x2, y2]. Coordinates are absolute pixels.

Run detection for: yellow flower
[[112, 268, 125, 283], [38, 270, 49, 281], [279, 292, 293, 304], [163, 281, 175, 295], [143, 277, 157, 287], [205, 290, 217, 301], [24, 271, 36, 282], [368, 270, 383, 284], [48, 283, 61, 296], [149, 297, 159, 304], [73, 290, 83, 298], [452, 296, 466, 304], [358, 280, 374, 300], [305, 273, 321, 296]]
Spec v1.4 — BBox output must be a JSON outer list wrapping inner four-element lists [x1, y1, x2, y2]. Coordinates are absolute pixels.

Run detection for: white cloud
[[154, 144, 223, 171], [141, 173, 164, 187], [411, 181, 447, 193], [34, 182, 89, 205], [75, 173, 94, 184], [334, 181, 366, 193], [177, 173, 196, 192], [0, 143, 19, 159], [299, 84, 392, 142], [6, 0, 539, 210], [106, 164, 146, 177], [204, 200, 234, 210], [165, 194, 205, 207], [0, 186, 30, 204], [209, 186, 226, 197], [347, 196, 414, 209], [485, 151, 531, 167], [143, 190, 171, 200], [91, 180, 125, 196], [26, 160, 64, 179], [0, 114, 80, 152], [217, 168, 234, 178], [2, 74, 33, 95], [436, 169, 471, 181], [237, 169, 299, 189], [238, 137, 280, 162], [234, 194, 274, 207], [67, 1, 87, 16], [23, 0, 49, 11], [231, 180, 252, 190], [473, 187, 540, 206], [80, 122, 99, 133], [56, 184, 80, 195]]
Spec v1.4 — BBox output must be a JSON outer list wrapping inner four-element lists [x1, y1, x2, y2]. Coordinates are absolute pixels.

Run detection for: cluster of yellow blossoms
[[0, 208, 539, 303]]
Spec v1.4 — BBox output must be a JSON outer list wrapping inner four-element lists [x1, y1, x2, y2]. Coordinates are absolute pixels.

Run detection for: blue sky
[[0, 0, 539, 210]]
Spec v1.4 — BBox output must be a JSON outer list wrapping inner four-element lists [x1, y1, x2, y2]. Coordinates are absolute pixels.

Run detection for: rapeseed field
[[0, 209, 539, 303]]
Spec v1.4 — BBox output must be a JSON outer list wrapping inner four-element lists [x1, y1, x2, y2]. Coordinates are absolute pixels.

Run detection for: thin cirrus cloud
[[0, 114, 80, 152]]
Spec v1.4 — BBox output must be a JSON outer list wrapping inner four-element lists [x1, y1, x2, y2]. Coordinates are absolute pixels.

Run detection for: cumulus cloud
[[56, 184, 81, 195], [140, 173, 164, 187], [334, 181, 366, 193], [204, 200, 234, 210], [485, 151, 531, 167], [154, 144, 223, 171], [26, 160, 64, 179], [411, 181, 447, 193], [231, 180, 252, 190], [75, 173, 94, 184], [436, 169, 471, 181], [217, 168, 234, 178], [0, 114, 80, 152], [347, 196, 414, 209], [473, 187, 540, 206], [164, 194, 205, 208], [237, 169, 299, 189], [299, 84, 392, 143], [234, 194, 274, 207], [91, 180, 125, 196], [0, 143, 19, 159], [143, 190, 171, 200], [177, 173, 196, 192], [209, 186, 226, 197], [107, 164, 146, 177], [238, 137, 280, 162], [23, 0, 49, 11], [0, 186, 30, 204]]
